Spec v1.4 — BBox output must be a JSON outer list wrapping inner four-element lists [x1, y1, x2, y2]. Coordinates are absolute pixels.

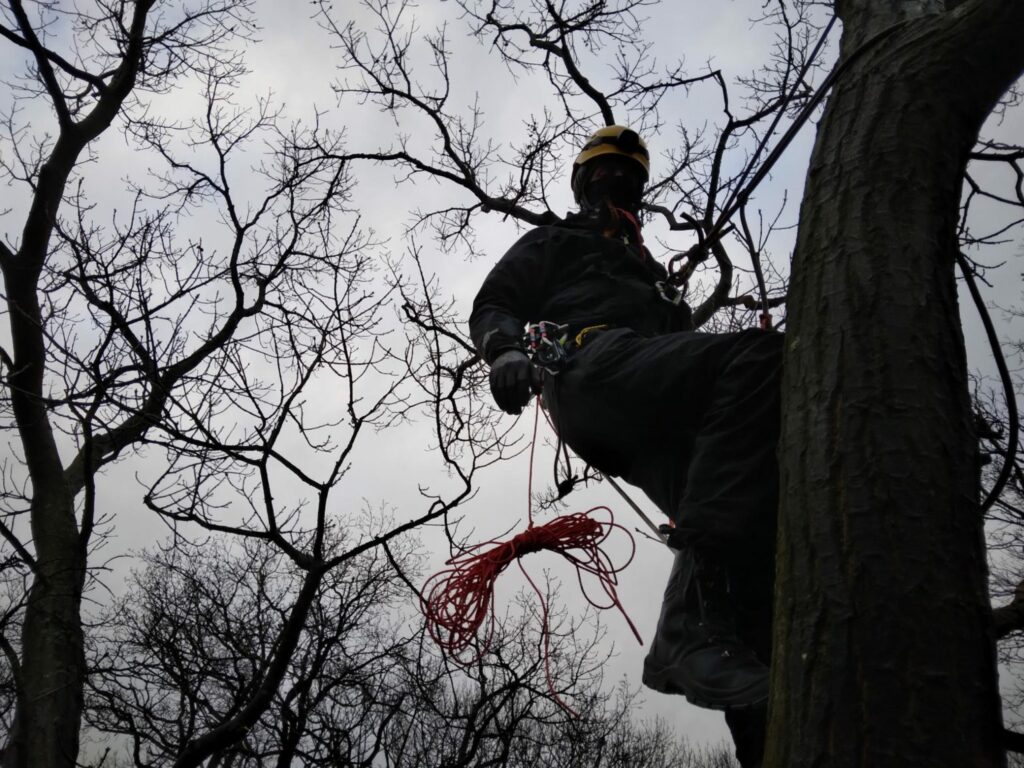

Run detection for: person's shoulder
[[560, 209, 602, 231], [506, 217, 572, 247], [501, 212, 601, 257]]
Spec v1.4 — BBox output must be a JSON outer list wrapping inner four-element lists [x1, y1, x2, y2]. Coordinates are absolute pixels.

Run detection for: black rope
[[956, 250, 1019, 514], [717, 15, 839, 223], [717, 18, 911, 238], [740, 204, 772, 325], [669, 16, 913, 284]]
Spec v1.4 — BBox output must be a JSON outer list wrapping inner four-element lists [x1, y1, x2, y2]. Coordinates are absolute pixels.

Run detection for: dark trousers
[[546, 327, 783, 766]]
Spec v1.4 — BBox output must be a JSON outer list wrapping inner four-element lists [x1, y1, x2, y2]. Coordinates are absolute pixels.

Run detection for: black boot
[[642, 546, 769, 710]]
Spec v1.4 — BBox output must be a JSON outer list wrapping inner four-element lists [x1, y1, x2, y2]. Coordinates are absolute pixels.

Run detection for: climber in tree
[[469, 125, 782, 768]]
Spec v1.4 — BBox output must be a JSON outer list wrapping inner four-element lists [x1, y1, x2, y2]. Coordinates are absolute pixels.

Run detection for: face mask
[[583, 175, 642, 212]]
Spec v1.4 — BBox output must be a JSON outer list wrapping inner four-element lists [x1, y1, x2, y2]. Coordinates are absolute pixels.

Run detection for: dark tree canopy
[[2, 1, 1024, 767]]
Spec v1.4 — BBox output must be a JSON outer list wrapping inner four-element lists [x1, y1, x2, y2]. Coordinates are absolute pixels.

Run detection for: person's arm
[[469, 228, 552, 363], [469, 228, 552, 413]]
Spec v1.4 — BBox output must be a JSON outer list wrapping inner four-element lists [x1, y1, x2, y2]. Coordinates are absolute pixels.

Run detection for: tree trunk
[[2, 203, 87, 768], [768, 2, 1024, 766], [0, 8, 150, 765], [4, 497, 85, 768], [2, 153, 88, 768]]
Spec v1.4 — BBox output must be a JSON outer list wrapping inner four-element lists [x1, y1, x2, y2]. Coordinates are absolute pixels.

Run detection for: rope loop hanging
[[420, 505, 640, 660], [420, 399, 641, 713]]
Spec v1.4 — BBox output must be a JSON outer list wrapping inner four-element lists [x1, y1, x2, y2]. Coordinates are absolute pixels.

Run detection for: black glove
[[489, 349, 538, 414]]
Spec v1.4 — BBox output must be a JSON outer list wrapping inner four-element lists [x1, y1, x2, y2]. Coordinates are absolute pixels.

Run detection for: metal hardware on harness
[[524, 321, 570, 373], [655, 280, 684, 306], [574, 324, 609, 348]]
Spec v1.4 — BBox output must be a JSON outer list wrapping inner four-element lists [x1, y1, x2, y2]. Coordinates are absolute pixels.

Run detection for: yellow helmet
[[571, 125, 650, 203]]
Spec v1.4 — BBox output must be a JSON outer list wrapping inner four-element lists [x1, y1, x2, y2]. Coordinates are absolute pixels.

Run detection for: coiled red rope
[[421, 398, 641, 712]]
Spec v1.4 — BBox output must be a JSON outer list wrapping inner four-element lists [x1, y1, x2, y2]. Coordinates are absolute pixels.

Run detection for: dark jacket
[[469, 214, 693, 362]]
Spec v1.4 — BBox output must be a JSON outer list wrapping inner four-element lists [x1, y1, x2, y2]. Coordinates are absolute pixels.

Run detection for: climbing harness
[[524, 321, 570, 373], [523, 322, 613, 372], [524, 321, 668, 550], [572, 324, 609, 348]]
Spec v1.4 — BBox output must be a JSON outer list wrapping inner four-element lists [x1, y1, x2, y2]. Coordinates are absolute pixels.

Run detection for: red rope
[[615, 207, 645, 247], [421, 507, 642, 657], [420, 398, 642, 712]]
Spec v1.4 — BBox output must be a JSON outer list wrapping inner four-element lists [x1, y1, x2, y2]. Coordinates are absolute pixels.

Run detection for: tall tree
[[771, 2, 1024, 764]]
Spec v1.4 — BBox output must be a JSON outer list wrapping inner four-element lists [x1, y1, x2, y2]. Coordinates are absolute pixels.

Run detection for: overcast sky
[[3, 0, 1024, 752]]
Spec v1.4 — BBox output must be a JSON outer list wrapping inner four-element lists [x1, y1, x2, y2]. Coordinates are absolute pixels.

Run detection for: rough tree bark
[[770, 1, 1024, 765]]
